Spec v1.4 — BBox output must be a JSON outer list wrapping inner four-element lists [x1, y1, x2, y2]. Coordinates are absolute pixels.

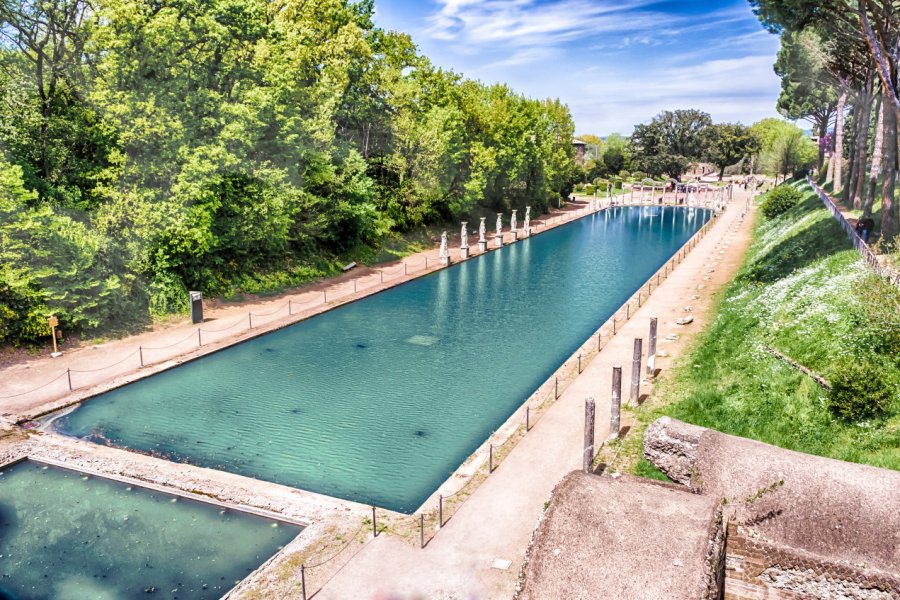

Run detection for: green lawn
[[622, 181, 900, 475]]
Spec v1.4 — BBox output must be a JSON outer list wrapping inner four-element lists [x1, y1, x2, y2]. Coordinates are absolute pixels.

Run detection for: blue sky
[[373, 0, 783, 136]]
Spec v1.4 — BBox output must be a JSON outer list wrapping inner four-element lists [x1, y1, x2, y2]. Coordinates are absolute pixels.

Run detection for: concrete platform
[[519, 471, 724, 600]]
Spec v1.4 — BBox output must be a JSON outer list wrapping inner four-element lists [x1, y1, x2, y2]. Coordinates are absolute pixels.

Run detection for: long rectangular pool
[[52, 206, 710, 513], [0, 459, 300, 599]]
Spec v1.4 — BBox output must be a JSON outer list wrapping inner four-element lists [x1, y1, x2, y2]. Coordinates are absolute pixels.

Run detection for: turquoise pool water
[[54, 206, 710, 513], [0, 460, 300, 600]]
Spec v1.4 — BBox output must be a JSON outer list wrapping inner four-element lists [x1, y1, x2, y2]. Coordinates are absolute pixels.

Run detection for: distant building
[[573, 139, 599, 165], [573, 139, 586, 164]]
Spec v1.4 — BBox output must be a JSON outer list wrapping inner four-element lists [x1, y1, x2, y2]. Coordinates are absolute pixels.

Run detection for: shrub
[[827, 357, 898, 421], [760, 185, 803, 218], [583, 184, 595, 195]]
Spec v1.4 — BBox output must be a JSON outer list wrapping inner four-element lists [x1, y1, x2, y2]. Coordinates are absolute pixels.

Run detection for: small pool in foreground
[[53, 206, 711, 513], [0, 460, 300, 600]]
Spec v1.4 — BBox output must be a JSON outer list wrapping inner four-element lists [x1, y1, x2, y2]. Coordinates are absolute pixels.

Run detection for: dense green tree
[[773, 29, 839, 170], [0, 0, 578, 345], [705, 123, 760, 181], [631, 110, 712, 179]]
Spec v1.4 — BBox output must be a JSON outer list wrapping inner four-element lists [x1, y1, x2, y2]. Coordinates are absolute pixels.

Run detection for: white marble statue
[[495, 214, 503, 237], [510, 209, 518, 232], [478, 217, 486, 242], [439, 231, 448, 258], [460, 222, 468, 248], [524, 206, 531, 231]]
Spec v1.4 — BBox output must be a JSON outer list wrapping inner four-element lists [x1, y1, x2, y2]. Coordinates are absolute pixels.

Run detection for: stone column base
[[460, 246, 469, 259], [512, 230, 518, 241], [440, 255, 450, 267], [478, 241, 488, 252]]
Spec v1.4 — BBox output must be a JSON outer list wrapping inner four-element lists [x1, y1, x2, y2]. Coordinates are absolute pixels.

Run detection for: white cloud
[[572, 55, 783, 133], [427, 0, 666, 50]]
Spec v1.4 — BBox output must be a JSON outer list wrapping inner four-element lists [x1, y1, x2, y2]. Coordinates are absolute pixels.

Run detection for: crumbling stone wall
[[725, 523, 900, 600]]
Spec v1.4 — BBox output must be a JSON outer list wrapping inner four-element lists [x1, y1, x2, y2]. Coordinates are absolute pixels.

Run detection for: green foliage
[[750, 118, 818, 177], [828, 357, 898, 422], [0, 0, 577, 344], [631, 110, 713, 179], [705, 123, 759, 180], [583, 184, 595, 195], [638, 184, 900, 470], [760, 184, 804, 218]]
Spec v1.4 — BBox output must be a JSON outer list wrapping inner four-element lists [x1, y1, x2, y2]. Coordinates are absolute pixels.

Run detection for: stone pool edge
[[12, 199, 623, 425], [412, 206, 720, 514], [0, 447, 319, 600]]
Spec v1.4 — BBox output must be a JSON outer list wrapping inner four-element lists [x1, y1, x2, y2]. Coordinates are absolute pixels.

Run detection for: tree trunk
[[817, 116, 829, 173], [880, 103, 898, 240], [844, 103, 860, 205], [852, 75, 874, 210], [826, 147, 835, 183], [834, 90, 847, 193], [864, 97, 885, 218]]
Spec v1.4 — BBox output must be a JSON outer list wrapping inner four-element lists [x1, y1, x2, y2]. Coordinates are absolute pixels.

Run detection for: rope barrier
[[250, 303, 289, 318], [0, 370, 69, 399], [140, 330, 200, 351], [70, 349, 140, 373], [199, 315, 249, 334]]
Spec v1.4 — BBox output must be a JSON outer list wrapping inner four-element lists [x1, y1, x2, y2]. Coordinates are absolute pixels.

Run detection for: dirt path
[[307, 190, 757, 599]]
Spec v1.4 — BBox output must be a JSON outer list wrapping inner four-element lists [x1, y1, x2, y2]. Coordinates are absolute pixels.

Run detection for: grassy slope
[[622, 181, 900, 475]]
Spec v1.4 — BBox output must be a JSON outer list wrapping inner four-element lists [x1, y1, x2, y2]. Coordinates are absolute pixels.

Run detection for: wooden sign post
[[48, 315, 61, 357]]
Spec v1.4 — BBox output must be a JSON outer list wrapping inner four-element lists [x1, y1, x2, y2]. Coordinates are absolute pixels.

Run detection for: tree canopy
[[630, 109, 714, 179], [0, 0, 577, 344]]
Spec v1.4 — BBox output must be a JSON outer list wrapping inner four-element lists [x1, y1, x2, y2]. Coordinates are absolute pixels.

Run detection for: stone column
[[629, 338, 642, 407], [647, 317, 658, 375], [609, 366, 622, 440], [583, 397, 595, 472]]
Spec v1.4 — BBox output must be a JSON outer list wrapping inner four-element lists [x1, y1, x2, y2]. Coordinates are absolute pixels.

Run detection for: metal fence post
[[198, 328, 202, 347], [248, 312, 253, 329], [372, 506, 377, 537], [139, 346, 143, 367], [288, 299, 293, 315], [420, 513, 424, 548], [526, 406, 530, 431], [489, 444, 494, 473], [300, 564, 306, 600], [439, 495, 443, 528], [66, 368, 72, 391]]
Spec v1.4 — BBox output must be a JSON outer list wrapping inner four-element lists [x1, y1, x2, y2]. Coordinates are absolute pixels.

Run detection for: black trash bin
[[190, 291, 204, 324]]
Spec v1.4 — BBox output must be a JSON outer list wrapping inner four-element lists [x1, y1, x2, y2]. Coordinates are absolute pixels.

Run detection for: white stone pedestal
[[512, 231, 518, 241], [460, 246, 469, 259], [494, 235, 503, 248], [478, 240, 488, 252], [440, 255, 450, 267]]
